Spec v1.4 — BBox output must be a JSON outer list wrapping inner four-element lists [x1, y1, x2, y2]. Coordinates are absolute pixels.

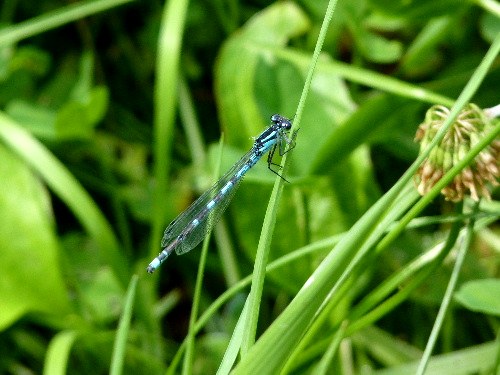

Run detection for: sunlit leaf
[[0, 145, 70, 331], [455, 279, 500, 316]]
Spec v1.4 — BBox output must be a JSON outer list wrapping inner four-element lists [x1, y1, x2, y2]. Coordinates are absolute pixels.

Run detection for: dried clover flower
[[415, 104, 499, 202]]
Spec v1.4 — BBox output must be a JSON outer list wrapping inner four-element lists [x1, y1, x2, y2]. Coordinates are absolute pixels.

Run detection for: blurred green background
[[0, 0, 498, 374]]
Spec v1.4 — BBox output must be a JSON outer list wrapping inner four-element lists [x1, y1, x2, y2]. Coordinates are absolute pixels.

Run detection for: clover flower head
[[415, 104, 499, 202]]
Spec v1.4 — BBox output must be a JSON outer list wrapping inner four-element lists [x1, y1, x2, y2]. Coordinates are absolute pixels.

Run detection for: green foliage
[[0, 144, 70, 330], [0, 0, 498, 374], [455, 279, 500, 316]]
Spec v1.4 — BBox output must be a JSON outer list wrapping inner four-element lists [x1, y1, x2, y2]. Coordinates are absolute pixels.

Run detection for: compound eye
[[271, 114, 280, 123]]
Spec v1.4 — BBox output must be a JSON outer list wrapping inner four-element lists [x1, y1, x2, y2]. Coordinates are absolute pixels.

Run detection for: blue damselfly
[[147, 114, 296, 273]]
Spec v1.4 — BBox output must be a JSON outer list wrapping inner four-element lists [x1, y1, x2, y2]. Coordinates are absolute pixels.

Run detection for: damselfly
[[147, 114, 297, 273]]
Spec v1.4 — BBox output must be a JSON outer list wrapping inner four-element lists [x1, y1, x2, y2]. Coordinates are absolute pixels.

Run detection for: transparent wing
[[175, 177, 241, 255], [161, 147, 261, 254]]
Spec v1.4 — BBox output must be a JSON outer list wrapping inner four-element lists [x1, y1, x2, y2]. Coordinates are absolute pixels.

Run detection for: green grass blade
[[183, 136, 225, 375], [239, 0, 340, 355], [110, 275, 139, 375], [149, 0, 189, 261], [217, 299, 249, 375], [0, 0, 134, 46], [416, 203, 479, 375], [43, 330, 78, 375], [313, 323, 347, 375], [273, 47, 454, 107]]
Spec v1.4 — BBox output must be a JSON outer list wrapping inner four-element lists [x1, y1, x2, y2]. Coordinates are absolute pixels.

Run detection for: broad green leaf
[[55, 53, 109, 139], [0, 45, 50, 105], [0, 144, 70, 331], [454, 279, 500, 316], [354, 31, 403, 64], [5, 52, 109, 141], [0, 112, 126, 285], [55, 86, 109, 139], [85, 86, 109, 124], [1, 45, 50, 79], [215, 1, 311, 148], [343, 3, 402, 64]]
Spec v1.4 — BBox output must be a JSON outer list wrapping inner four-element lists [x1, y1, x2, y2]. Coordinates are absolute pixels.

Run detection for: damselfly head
[[270, 114, 292, 130]]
